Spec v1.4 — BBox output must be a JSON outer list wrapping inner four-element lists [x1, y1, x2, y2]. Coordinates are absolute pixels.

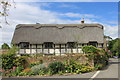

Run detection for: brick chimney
[[81, 18, 84, 24]]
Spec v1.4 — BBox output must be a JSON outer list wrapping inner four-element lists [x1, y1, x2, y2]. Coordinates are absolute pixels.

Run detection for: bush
[[31, 64, 47, 75], [64, 60, 94, 74], [28, 63, 40, 68], [13, 56, 27, 67], [11, 66, 24, 76], [2, 53, 27, 70], [2, 53, 16, 70], [48, 62, 65, 75], [82, 45, 98, 54], [64, 59, 78, 73], [75, 65, 94, 74], [1, 43, 10, 49], [94, 64, 103, 70]]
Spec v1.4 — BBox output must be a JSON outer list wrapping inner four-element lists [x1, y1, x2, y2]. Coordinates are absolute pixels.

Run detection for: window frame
[[67, 42, 77, 48], [19, 42, 29, 49], [44, 42, 53, 49]]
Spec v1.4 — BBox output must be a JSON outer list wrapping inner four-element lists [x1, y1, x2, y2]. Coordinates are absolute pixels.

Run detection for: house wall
[[18, 43, 103, 55]]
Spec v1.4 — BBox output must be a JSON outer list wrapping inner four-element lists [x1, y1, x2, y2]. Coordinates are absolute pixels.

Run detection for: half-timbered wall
[[18, 43, 103, 55]]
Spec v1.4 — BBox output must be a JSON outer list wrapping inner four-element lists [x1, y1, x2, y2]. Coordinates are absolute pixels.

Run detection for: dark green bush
[[13, 56, 27, 67], [11, 66, 24, 76], [1, 43, 10, 49], [28, 63, 40, 68], [64, 59, 78, 73], [48, 62, 65, 75], [82, 45, 98, 53], [2, 53, 27, 70], [2, 53, 16, 70]]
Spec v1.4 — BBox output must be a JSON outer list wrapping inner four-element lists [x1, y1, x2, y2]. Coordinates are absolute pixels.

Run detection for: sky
[[0, 1, 118, 46]]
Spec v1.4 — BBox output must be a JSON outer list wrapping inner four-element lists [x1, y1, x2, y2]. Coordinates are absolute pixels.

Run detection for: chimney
[[81, 18, 84, 24]]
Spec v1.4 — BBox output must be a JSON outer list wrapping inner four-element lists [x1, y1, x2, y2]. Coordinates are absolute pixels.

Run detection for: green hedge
[[82, 45, 98, 54]]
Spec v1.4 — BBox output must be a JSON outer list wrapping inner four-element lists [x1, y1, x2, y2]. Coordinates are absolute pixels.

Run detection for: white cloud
[[104, 24, 118, 39], [1, 2, 118, 46], [61, 13, 98, 18]]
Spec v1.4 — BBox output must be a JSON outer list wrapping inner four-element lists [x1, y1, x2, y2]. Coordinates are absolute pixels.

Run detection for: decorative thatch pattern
[[12, 24, 104, 44]]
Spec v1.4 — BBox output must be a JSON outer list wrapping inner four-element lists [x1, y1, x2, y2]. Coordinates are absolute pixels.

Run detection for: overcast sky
[[0, 1, 118, 46]]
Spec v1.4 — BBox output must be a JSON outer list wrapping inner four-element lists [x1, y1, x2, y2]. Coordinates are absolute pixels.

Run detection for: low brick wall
[[0, 49, 9, 54]]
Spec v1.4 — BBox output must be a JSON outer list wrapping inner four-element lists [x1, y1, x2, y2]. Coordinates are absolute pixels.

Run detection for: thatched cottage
[[12, 22, 104, 55]]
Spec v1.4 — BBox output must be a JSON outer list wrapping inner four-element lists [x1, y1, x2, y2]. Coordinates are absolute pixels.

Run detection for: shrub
[[75, 65, 94, 74], [31, 64, 47, 75], [64, 59, 78, 73], [13, 56, 27, 67], [94, 64, 103, 70], [28, 63, 40, 68], [13, 66, 24, 76], [8, 44, 19, 54], [48, 62, 65, 75], [2, 53, 16, 70], [64, 59, 94, 74], [1, 43, 10, 49], [82, 45, 98, 54], [2, 53, 27, 70]]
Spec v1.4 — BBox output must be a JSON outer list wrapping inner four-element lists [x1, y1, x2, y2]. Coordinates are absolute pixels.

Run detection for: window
[[44, 42, 53, 48], [19, 42, 29, 49], [67, 42, 76, 48], [89, 41, 98, 47]]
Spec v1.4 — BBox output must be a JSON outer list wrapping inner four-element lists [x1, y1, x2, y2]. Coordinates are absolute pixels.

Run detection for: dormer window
[[44, 42, 53, 48], [67, 42, 77, 48], [19, 42, 29, 49]]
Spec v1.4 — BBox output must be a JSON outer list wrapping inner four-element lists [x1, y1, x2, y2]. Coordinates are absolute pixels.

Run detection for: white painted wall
[[31, 44, 36, 48], [37, 49, 42, 53], [37, 44, 42, 48], [67, 49, 71, 53], [73, 49, 77, 53], [49, 49, 54, 53], [26, 49, 30, 54], [61, 49, 66, 53], [44, 49, 48, 53], [31, 49, 36, 54]]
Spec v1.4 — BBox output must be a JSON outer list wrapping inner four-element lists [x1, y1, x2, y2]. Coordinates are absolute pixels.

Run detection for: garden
[[0, 44, 109, 77]]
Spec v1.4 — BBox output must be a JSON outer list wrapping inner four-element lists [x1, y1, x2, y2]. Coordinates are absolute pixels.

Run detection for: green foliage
[[13, 56, 27, 67], [28, 63, 40, 68], [108, 38, 120, 57], [64, 60, 94, 74], [11, 66, 24, 76], [48, 62, 65, 75], [112, 39, 120, 57], [64, 59, 77, 73], [35, 53, 44, 57], [31, 64, 47, 75], [8, 44, 19, 54], [1, 53, 27, 70], [2, 53, 16, 70], [94, 64, 103, 70], [82, 45, 98, 53], [75, 66, 94, 74], [1, 43, 10, 49]]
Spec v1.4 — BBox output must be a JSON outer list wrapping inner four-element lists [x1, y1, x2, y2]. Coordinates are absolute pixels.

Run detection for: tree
[[0, 0, 15, 25], [1, 43, 10, 49], [108, 38, 120, 57], [112, 39, 120, 57]]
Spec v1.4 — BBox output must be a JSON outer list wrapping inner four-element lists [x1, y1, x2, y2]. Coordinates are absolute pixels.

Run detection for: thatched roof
[[12, 24, 104, 44]]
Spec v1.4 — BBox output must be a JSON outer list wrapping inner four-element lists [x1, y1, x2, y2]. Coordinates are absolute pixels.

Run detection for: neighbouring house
[[12, 21, 104, 55]]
